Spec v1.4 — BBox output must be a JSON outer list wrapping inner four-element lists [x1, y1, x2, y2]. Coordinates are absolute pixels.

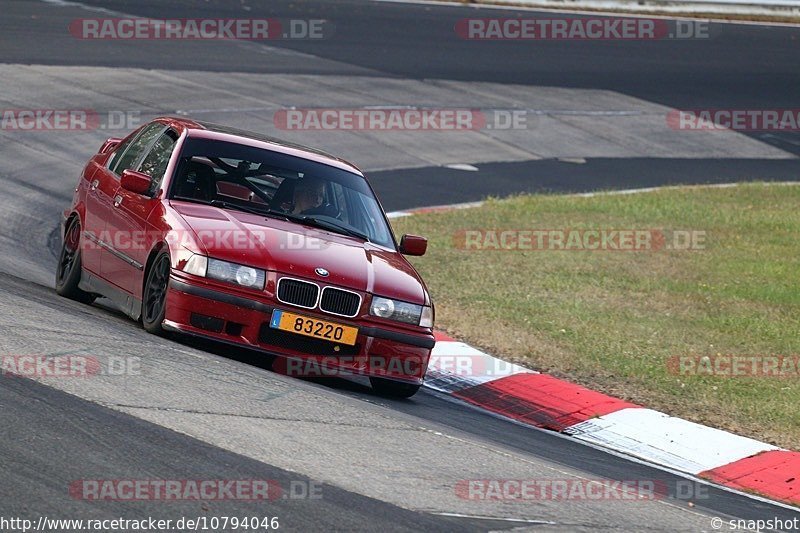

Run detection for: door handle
[[90, 179, 99, 191], [113, 195, 123, 208]]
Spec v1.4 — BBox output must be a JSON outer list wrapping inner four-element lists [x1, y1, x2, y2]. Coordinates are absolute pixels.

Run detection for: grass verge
[[391, 182, 800, 449]]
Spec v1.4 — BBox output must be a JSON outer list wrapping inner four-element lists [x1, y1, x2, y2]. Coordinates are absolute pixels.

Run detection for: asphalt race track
[[1, 0, 799, 531]]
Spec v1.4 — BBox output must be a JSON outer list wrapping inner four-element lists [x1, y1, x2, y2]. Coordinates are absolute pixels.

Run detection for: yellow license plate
[[269, 310, 358, 346]]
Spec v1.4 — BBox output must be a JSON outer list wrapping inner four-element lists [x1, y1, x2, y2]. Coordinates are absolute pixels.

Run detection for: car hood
[[171, 201, 427, 304]]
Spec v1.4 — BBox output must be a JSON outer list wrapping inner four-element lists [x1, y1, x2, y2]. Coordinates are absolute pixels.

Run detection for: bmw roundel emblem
[[315, 267, 329, 277]]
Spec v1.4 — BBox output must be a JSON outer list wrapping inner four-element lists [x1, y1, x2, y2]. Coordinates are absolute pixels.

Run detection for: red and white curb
[[427, 331, 800, 508]]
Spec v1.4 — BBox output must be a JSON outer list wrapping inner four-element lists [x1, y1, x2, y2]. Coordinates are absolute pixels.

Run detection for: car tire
[[55, 218, 96, 304], [369, 377, 421, 398], [142, 250, 171, 335]]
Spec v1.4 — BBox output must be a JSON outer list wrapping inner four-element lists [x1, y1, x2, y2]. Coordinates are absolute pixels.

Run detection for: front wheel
[[369, 377, 421, 398], [55, 218, 96, 304], [142, 251, 171, 335]]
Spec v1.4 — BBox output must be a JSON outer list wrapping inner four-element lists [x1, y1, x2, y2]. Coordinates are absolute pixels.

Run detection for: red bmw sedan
[[57, 117, 434, 397]]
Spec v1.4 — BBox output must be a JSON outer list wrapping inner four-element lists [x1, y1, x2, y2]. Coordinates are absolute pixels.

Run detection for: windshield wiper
[[173, 196, 286, 220], [280, 212, 371, 242], [208, 199, 270, 217]]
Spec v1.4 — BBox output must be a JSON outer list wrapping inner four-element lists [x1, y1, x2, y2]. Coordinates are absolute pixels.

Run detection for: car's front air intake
[[319, 287, 361, 317], [276, 278, 319, 308]]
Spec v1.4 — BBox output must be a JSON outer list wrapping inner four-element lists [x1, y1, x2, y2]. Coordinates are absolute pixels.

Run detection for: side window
[[110, 123, 164, 176], [344, 188, 392, 245], [138, 130, 178, 181]]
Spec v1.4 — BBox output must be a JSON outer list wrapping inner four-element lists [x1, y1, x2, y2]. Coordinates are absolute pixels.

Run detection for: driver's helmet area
[[272, 176, 330, 215]]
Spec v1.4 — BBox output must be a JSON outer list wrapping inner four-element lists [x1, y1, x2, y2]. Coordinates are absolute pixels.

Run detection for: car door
[[80, 162, 104, 275], [82, 130, 141, 274], [91, 123, 165, 295], [104, 128, 178, 306]]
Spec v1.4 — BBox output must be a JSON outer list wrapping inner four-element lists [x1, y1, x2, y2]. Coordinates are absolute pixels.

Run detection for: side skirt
[[79, 269, 142, 321]]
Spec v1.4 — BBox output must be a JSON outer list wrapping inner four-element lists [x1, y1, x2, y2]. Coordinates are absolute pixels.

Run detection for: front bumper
[[165, 274, 434, 384]]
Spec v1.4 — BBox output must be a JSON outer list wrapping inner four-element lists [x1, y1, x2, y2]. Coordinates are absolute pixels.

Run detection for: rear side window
[[106, 130, 140, 172], [110, 123, 165, 176]]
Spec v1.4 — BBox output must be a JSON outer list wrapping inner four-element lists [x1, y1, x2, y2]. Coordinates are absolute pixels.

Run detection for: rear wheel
[[55, 218, 96, 304], [369, 377, 421, 398], [142, 251, 171, 335]]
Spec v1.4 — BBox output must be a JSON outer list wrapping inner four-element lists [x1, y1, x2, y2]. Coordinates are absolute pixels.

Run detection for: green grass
[[392, 183, 800, 449]]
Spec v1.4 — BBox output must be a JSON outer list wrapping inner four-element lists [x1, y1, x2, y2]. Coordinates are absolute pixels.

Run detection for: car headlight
[[370, 296, 433, 327], [183, 254, 266, 290], [207, 258, 266, 289]]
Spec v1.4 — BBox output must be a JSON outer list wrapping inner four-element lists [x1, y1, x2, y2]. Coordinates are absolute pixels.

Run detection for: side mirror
[[99, 137, 122, 154], [399, 234, 427, 256], [121, 169, 152, 196]]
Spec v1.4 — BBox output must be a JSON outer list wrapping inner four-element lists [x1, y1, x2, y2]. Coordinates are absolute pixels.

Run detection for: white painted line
[[571, 180, 800, 198], [432, 513, 557, 525], [388, 181, 800, 219], [444, 163, 479, 171], [375, 0, 800, 25], [40, 0, 125, 15], [566, 408, 780, 474], [387, 200, 484, 219], [490, 0, 800, 7]]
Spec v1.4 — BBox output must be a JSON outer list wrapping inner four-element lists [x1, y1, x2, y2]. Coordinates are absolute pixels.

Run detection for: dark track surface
[[0, 368, 480, 532], [372, 157, 800, 211], [9, 0, 800, 109]]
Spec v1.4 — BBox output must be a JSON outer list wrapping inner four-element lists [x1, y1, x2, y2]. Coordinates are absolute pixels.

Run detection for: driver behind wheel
[[280, 177, 325, 215]]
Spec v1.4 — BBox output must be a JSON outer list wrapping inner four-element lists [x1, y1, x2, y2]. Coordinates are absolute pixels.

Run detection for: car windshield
[[170, 137, 395, 248]]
